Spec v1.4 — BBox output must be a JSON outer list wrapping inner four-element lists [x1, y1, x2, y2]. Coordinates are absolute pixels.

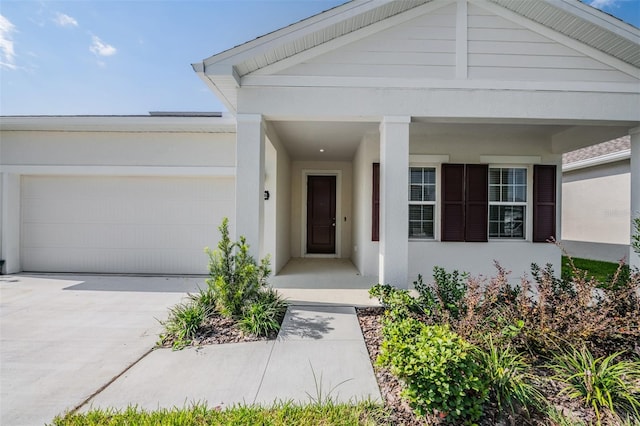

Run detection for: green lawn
[[50, 402, 388, 426], [562, 256, 627, 285]]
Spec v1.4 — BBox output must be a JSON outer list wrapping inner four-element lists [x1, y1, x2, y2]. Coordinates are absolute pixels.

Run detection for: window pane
[[489, 169, 501, 184], [514, 186, 526, 202], [489, 185, 500, 202], [424, 169, 436, 184], [410, 185, 422, 201], [408, 205, 434, 238], [410, 169, 423, 184], [489, 205, 525, 239], [423, 185, 436, 201]]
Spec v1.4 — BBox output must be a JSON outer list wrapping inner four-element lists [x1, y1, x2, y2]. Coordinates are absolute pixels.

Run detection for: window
[[409, 167, 436, 239], [489, 167, 527, 239], [441, 163, 555, 243]]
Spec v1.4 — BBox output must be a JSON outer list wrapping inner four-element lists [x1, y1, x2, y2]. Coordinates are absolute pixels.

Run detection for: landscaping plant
[[475, 337, 545, 420], [159, 218, 288, 349], [377, 317, 489, 423], [205, 217, 272, 318], [548, 345, 640, 425]]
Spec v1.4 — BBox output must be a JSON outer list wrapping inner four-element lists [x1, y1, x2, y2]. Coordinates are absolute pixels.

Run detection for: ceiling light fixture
[[319, 148, 325, 152]]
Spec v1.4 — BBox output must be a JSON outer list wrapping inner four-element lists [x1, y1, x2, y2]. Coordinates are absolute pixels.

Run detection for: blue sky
[[0, 0, 638, 116]]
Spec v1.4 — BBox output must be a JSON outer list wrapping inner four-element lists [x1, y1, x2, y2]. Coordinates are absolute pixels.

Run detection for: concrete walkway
[[83, 305, 381, 411], [0, 274, 381, 426]]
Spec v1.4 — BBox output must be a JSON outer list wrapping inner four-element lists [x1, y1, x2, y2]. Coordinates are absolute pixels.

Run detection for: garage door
[[21, 176, 235, 274]]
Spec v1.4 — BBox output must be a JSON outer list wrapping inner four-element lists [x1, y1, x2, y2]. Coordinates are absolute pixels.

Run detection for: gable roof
[[194, 0, 640, 112]]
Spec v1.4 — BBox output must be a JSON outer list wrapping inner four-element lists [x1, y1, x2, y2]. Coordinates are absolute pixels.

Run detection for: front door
[[306, 175, 336, 254]]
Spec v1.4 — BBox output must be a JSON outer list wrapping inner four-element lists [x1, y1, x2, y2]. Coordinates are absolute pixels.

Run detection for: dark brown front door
[[306, 175, 336, 254]]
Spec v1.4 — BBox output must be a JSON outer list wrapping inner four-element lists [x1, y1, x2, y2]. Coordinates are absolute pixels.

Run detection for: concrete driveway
[[0, 274, 199, 426]]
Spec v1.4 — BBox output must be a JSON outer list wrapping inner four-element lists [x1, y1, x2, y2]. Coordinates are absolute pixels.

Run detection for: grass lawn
[[562, 256, 627, 285], [50, 402, 388, 426]]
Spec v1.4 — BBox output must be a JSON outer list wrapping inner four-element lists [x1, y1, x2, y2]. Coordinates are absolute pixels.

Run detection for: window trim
[[487, 165, 533, 241], [408, 163, 440, 241]]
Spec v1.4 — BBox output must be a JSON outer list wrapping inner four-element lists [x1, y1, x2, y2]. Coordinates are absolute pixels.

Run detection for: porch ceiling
[[268, 119, 634, 161], [269, 120, 378, 161]]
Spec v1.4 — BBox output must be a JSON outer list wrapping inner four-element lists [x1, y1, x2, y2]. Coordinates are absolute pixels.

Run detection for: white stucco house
[[562, 136, 632, 262], [1, 0, 639, 286]]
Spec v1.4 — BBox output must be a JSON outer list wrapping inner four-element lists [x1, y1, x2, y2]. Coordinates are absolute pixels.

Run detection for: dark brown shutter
[[465, 164, 488, 242], [533, 164, 556, 242], [372, 163, 380, 241], [441, 164, 465, 241]]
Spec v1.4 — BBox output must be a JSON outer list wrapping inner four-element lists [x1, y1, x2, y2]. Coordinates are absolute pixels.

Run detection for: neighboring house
[[1, 0, 639, 285], [562, 136, 631, 262]]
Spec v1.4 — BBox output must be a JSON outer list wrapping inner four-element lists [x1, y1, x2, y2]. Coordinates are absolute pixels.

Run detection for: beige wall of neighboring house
[[561, 137, 632, 262]]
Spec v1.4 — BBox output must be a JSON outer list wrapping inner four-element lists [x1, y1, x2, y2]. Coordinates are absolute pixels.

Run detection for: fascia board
[[0, 115, 237, 133], [563, 149, 631, 171]]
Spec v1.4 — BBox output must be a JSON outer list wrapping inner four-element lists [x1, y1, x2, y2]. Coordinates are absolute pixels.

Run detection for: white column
[[379, 116, 410, 288], [235, 114, 265, 259], [1, 173, 21, 274], [630, 128, 640, 269]]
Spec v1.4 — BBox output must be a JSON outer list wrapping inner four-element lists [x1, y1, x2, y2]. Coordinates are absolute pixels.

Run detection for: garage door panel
[[21, 176, 235, 274]]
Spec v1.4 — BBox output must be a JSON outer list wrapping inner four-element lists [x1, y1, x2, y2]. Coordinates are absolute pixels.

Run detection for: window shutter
[[441, 164, 465, 241], [533, 164, 556, 242], [372, 163, 380, 241], [465, 164, 488, 242]]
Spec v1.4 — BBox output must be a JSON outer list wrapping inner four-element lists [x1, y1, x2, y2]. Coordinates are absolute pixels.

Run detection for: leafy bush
[[369, 283, 422, 319], [549, 346, 640, 424], [377, 317, 489, 423], [476, 337, 544, 419], [158, 301, 210, 350], [240, 288, 288, 337], [205, 218, 271, 318]]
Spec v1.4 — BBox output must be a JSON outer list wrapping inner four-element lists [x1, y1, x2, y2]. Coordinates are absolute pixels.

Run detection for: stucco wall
[[1, 131, 236, 167], [352, 134, 380, 278], [562, 160, 630, 245]]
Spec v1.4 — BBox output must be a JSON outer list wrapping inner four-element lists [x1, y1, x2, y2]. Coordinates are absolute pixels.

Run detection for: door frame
[[301, 169, 342, 258]]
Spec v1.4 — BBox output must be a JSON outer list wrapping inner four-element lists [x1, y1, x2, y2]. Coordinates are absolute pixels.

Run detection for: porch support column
[[630, 128, 640, 269], [236, 114, 265, 259], [379, 116, 410, 288]]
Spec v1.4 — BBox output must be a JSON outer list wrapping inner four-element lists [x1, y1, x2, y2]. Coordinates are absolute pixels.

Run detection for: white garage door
[[21, 176, 235, 274]]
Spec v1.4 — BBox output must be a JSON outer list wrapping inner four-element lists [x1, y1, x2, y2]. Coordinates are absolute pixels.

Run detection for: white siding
[[467, 4, 638, 83], [21, 176, 235, 274], [277, 3, 456, 79]]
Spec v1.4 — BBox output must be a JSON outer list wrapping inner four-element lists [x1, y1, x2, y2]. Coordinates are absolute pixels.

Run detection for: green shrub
[[368, 283, 422, 320], [431, 266, 468, 320], [205, 218, 271, 318], [549, 345, 640, 424], [476, 337, 544, 419], [240, 288, 288, 337], [158, 301, 209, 350], [377, 318, 488, 423]]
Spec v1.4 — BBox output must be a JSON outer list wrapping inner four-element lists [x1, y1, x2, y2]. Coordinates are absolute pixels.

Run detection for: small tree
[[205, 218, 271, 318]]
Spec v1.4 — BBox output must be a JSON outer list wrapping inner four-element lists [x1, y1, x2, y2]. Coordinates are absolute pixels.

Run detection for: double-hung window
[[488, 167, 527, 239], [409, 167, 436, 239]]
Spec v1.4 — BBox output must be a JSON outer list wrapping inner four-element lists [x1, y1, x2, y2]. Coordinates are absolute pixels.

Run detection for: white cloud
[[589, 0, 619, 9], [90, 35, 116, 57], [0, 14, 16, 69], [53, 12, 78, 28]]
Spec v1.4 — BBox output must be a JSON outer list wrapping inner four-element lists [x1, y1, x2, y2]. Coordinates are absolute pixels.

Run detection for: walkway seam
[[68, 346, 155, 415], [251, 336, 278, 405]]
